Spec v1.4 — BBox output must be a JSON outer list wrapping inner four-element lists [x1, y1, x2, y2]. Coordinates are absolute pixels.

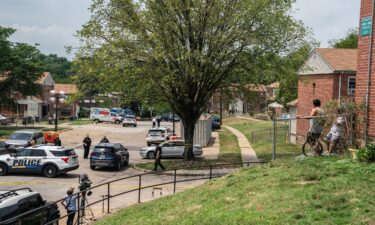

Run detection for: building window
[[348, 76, 356, 95]]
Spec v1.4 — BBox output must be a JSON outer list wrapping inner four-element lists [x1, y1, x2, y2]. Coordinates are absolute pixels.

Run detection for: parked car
[[211, 119, 221, 131], [140, 140, 203, 159], [122, 115, 137, 127], [90, 143, 129, 171], [146, 127, 173, 146], [160, 113, 180, 122], [0, 188, 60, 225], [0, 114, 10, 125], [212, 116, 221, 123], [5, 129, 45, 150], [0, 145, 79, 177], [0, 141, 15, 155]]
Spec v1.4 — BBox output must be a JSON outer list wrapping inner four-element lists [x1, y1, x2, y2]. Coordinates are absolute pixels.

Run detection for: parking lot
[[0, 121, 210, 221]]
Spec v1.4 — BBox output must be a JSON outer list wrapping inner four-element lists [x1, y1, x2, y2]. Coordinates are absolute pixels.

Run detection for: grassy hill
[[95, 157, 375, 225]]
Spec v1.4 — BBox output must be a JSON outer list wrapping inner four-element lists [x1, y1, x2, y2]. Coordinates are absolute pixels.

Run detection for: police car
[[0, 145, 79, 178]]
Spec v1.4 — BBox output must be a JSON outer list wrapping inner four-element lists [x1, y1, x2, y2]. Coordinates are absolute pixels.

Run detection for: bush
[[357, 143, 375, 162]]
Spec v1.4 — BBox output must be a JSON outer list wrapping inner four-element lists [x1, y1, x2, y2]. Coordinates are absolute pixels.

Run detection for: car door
[[161, 142, 177, 157], [120, 144, 128, 160], [173, 141, 185, 157], [10, 149, 33, 172], [26, 194, 47, 224]]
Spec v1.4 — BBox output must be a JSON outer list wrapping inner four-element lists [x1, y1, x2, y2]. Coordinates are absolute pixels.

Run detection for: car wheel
[[124, 157, 129, 166], [90, 165, 96, 170], [94, 119, 99, 124], [147, 151, 156, 159], [116, 161, 121, 171], [122, 124, 126, 127], [134, 124, 137, 127], [115, 120, 121, 124], [43, 165, 58, 178], [0, 163, 8, 176]]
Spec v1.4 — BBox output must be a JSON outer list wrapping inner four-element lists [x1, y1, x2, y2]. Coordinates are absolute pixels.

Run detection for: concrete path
[[202, 131, 220, 160], [223, 125, 259, 162]]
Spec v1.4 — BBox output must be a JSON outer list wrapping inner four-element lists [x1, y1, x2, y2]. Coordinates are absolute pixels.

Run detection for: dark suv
[[90, 143, 129, 171], [0, 188, 60, 225]]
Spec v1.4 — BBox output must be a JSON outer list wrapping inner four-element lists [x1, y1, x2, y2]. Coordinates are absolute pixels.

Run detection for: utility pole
[[220, 87, 223, 126]]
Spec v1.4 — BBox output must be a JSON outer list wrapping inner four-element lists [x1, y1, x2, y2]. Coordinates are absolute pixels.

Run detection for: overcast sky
[[0, 0, 360, 60]]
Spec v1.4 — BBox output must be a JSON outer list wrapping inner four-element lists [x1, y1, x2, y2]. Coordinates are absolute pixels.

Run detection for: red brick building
[[356, 0, 375, 140], [296, 48, 357, 139]]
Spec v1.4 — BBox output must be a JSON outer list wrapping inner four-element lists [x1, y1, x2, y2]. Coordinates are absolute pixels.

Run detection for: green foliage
[[0, 26, 44, 106], [357, 143, 375, 162], [329, 28, 359, 49], [38, 54, 73, 83]]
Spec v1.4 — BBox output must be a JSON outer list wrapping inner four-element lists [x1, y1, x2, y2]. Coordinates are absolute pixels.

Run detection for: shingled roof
[[315, 48, 357, 72], [54, 84, 78, 94]]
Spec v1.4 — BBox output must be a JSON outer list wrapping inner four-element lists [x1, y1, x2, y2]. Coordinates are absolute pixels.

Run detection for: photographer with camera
[[61, 187, 78, 225]]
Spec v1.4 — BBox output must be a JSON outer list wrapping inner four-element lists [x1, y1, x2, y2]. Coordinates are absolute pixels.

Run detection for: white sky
[[0, 0, 361, 60]]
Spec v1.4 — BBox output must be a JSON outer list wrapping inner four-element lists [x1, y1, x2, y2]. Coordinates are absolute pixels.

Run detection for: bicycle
[[302, 134, 348, 157], [302, 132, 324, 157]]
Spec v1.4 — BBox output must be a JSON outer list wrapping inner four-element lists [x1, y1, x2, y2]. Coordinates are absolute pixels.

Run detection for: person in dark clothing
[[153, 145, 165, 171], [156, 115, 161, 127], [83, 134, 92, 159], [100, 136, 109, 143], [54, 136, 62, 146]]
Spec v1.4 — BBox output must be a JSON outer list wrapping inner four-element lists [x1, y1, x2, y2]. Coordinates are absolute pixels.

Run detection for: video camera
[[79, 174, 92, 196]]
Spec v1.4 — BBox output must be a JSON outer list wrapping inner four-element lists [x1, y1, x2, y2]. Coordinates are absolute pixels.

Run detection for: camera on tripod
[[79, 174, 92, 196]]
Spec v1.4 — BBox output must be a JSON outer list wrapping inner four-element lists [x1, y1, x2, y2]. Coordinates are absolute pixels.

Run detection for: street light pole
[[50, 90, 65, 132]]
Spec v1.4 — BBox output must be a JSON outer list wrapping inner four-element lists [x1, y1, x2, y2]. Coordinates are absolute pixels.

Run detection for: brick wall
[[356, 0, 375, 137], [296, 74, 354, 137]]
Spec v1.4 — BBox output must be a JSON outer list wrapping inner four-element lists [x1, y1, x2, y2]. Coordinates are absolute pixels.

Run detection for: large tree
[[329, 28, 358, 49], [76, 0, 307, 160], [0, 26, 43, 107]]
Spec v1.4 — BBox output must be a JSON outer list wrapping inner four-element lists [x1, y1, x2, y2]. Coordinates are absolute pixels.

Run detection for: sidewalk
[[201, 131, 220, 160], [223, 125, 259, 162]]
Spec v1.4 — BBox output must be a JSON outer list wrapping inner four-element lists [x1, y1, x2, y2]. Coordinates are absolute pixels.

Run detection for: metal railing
[[0, 161, 267, 225]]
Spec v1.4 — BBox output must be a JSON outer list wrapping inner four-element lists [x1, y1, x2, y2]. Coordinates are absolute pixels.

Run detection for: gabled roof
[[315, 48, 357, 72], [37, 72, 55, 85], [54, 84, 78, 94], [298, 48, 357, 75], [287, 99, 298, 106]]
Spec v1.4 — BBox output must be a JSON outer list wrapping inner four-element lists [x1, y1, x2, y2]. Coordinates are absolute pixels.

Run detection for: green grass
[[135, 127, 242, 170], [224, 118, 299, 161], [69, 119, 93, 125], [94, 157, 375, 225]]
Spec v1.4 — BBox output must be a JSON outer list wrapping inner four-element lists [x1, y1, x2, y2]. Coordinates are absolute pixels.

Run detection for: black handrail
[[0, 160, 266, 225]]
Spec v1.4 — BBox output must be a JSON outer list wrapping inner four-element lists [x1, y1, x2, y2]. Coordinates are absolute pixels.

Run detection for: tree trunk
[[183, 119, 196, 161]]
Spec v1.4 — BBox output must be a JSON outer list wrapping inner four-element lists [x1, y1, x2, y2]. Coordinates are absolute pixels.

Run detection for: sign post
[[361, 16, 372, 37]]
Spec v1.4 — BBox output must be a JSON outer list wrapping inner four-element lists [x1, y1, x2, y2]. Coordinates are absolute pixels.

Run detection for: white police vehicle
[[0, 145, 79, 178]]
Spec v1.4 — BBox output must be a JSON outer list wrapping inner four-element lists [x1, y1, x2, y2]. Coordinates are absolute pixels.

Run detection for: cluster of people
[[82, 135, 110, 159], [300, 99, 345, 155], [152, 116, 162, 128]]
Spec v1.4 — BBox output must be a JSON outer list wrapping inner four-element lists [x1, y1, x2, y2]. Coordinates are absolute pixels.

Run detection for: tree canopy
[[0, 26, 44, 107], [76, 0, 307, 160], [329, 28, 358, 49]]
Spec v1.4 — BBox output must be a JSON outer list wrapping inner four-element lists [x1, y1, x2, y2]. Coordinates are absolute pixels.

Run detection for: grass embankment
[[135, 127, 241, 170], [69, 119, 93, 125], [224, 118, 300, 161], [95, 157, 375, 225]]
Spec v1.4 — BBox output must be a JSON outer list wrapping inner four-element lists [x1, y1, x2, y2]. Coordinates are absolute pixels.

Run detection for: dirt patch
[[295, 180, 319, 185]]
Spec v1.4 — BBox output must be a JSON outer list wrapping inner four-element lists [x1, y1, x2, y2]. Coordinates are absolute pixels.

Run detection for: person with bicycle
[[298, 99, 325, 156], [326, 108, 344, 155]]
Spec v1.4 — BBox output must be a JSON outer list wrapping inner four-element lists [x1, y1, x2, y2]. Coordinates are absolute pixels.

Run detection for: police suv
[[0, 145, 79, 178]]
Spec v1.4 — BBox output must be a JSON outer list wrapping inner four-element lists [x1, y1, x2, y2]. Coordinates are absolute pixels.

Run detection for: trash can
[[26, 116, 33, 123], [48, 117, 53, 125], [34, 116, 40, 123], [22, 117, 27, 125]]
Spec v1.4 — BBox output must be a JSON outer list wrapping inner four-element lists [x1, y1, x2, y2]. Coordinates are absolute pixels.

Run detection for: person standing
[[83, 134, 92, 159], [152, 117, 156, 128], [100, 136, 109, 143], [61, 187, 78, 225], [153, 145, 165, 171], [54, 136, 61, 146], [156, 115, 161, 127]]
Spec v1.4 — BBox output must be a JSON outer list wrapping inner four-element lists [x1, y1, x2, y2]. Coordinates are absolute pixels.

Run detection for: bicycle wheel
[[302, 141, 323, 157]]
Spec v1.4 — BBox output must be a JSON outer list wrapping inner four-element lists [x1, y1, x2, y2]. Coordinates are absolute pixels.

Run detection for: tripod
[[77, 192, 95, 225]]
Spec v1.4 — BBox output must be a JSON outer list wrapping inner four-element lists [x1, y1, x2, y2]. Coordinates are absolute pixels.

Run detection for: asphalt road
[[0, 121, 208, 223]]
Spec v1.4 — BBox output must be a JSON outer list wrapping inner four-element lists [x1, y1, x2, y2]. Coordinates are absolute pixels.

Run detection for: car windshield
[[9, 133, 32, 141], [50, 149, 76, 157], [125, 116, 135, 119], [148, 129, 165, 135], [93, 147, 114, 153]]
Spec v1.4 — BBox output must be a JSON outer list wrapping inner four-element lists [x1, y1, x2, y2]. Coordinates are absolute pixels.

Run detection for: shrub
[[357, 143, 375, 162]]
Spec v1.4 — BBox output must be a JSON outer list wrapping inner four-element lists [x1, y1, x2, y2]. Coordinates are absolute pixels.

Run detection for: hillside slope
[[95, 158, 375, 225]]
